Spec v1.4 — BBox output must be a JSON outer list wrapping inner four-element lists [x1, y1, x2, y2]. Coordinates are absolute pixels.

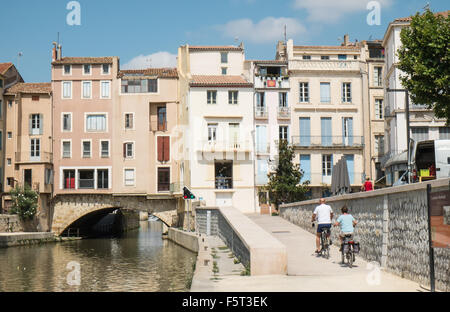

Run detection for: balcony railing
[[78, 179, 95, 189], [215, 177, 233, 190], [15, 152, 53, 163], [291, 136, 364, 148], [302, 172, 364, 186], [198, 140, 252, 152], [277, 107, 291, 119], [255, 108, 268, 118], [254, 76, 289, 89], [289, 60, 360, 72]]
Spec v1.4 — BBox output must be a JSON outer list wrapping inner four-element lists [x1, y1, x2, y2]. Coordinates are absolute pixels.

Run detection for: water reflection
[[0, 221, 197, 292]]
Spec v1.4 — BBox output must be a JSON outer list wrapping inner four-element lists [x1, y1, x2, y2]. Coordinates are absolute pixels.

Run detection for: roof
[[393, 10, 449, 22], [293, 45, 360, 52], [118, 68, 178, 79], [189, 45, 243, 52], [190, 75, 253, 88], [248, 60, 288, 65], [0, 62, 13, 75], [52, 57, 114, 65], [5, 83, 52, 95]]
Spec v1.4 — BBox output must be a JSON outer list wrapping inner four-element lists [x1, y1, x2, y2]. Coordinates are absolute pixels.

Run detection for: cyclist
[[334, 205, 358, 251], [311, 198, 333, 254]]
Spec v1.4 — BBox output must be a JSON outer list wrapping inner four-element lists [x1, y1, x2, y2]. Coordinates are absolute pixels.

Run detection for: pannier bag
[[343, 242, 350, 254], [353, 242, 360, 253]]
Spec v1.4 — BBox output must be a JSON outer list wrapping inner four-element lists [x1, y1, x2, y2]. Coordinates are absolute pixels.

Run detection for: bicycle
[[341, 234, 357, 268], [313, 223, 331, 259]]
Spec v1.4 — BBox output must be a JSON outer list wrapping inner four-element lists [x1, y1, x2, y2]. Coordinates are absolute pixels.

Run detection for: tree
[[265, 140, 310, 209], [397, 9, 450, 124], [9, 184, 38, 220]]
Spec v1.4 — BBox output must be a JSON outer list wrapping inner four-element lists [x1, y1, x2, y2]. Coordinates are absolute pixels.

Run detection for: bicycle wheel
[[348, 251, 353, 268]]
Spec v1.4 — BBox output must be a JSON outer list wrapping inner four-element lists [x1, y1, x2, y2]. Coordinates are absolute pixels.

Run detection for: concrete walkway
[[192, 215, 423, 292]]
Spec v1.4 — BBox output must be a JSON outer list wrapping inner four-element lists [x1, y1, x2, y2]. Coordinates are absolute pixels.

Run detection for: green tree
[[265, 140, 310, 209], [397, 9, 450, 124], [9, 184, 38, 220]]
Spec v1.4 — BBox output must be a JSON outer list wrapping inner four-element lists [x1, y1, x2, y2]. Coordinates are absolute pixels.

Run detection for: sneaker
[[315, 250, 320, 254], [339, 246, 342, 252], [329, 239, 333, 245]]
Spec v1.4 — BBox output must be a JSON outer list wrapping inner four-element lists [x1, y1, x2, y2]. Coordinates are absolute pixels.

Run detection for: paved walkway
[[191, 215, 423, 292]]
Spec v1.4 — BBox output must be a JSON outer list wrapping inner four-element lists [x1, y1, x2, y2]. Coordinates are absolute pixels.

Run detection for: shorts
[[317, 223, 331, 233], [339, 232, 353, 238]]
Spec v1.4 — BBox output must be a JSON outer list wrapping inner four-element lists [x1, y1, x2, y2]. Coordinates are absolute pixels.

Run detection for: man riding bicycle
[[311, 198, 333, 254], [334, 205, 358, 251]]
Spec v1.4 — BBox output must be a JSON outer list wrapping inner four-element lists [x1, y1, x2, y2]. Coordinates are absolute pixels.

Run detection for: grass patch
[[233, 258, 241, 264], [218, 246, 229, 250], [240, 265, 251, 276], [212, 261, 219, 274]]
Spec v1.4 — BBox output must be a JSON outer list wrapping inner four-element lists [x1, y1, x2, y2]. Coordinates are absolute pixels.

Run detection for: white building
[[382, 13, 450, 185], [178, 45, 257, 213]]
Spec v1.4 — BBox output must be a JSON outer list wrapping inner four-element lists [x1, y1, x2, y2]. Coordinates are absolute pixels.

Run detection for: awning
[[383, 151, 407, 169]]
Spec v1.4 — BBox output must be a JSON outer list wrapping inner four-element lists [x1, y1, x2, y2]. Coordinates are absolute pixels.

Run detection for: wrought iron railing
[[291, 136, 364, 148]]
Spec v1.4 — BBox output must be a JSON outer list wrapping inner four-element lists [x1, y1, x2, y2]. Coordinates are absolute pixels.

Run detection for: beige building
[[278, 37, 366, 198], [2, 83, 53, 230]]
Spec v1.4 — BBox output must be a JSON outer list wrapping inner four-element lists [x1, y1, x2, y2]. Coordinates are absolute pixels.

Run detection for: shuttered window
[[158, 167, 170, 192], [157, 136, 170, 162]]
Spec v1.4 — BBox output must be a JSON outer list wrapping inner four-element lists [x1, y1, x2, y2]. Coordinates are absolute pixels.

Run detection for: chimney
[[52, 42, 58, 62], [344, 34, 349, 46], [57, 44, 62, 60]]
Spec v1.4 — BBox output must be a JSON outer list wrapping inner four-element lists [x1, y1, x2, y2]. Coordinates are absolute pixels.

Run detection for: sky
[[0, 0, 448, 82]]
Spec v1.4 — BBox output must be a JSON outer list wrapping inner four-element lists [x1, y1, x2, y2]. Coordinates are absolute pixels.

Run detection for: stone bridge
[[51, 194, 181, 236]]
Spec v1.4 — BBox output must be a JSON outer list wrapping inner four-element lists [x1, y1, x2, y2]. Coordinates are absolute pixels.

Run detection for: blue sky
[[0, 0, 448, 82]]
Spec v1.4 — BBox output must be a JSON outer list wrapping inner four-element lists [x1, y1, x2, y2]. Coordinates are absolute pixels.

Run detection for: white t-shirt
[[313, 204, 333, 224]]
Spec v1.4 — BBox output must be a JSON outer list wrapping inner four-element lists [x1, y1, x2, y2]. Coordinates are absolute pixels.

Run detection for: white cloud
[[293, 0, 393, 23], [216, 17, 307, 44], [122, 51, 177, 69]]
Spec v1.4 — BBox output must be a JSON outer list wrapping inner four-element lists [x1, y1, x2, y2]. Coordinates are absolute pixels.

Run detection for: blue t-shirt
[[337, 214, 355, 233]]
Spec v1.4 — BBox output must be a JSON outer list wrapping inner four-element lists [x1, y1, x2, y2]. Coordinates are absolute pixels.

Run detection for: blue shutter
[[348, 118, 353, 146], [320, 83, 330, 102], [345, 155, 355, 185], [256, 126, 267, 153], [300, 117, 311, 146], [321, 118, 332, 146], [300, 155, 311, 183], [257, 160, 269, 185]]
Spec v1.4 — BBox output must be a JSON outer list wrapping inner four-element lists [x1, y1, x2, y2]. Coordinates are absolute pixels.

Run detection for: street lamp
[[386, 88, 411, 184]]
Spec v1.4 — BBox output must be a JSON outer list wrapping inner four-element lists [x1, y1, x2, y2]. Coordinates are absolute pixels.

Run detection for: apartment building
[[277, 37, 366, 198], [2, 83, 53, 229], [115, 68, 181, 199], [382, 12, 450, 185], [51, 45, 118, 195], [243, 59, 290, 212], [362, 40, 386, 184], [178, 45, 257, 212]]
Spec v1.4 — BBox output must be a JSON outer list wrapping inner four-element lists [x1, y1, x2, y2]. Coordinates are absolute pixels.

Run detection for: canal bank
[[0, 232, 81, 248]]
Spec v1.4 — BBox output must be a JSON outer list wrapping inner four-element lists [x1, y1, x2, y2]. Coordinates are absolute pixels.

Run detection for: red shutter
[[157, 137, 163, 162], [123, 143, 127, 158], [163, 137, 170, 162]]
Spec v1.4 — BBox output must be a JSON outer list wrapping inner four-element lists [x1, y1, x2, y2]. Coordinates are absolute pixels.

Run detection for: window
[[63, 113, 72, 131], [45, 168, 53, 185], [374, 67, 383, 87], [0, 100, 2, 118], [374, 135, 384, 156], [321, 117, 332, 146], [7, 132, 12, 139], [228, 91, 238, 104], [256, 92, 266, 117], [158, 167, 170, 192], [62, 81, 72, 99], [157, 106, 167, 131], [102, 64, 110, 75], [82, 81, 92, 99], [299, 117, 311, 146], [125, 113, 134, 129], [439, 127, 450, 139], [7, 158, 11, 166], [299, 82, 309, 102], [221, 67, 227, 75], [30, 138, 40, 159], [30, 114, 43, 135], [300, 155, 311, 183], [302, 55, 311, 60], [0, 79, 3, 88], [157, 136, 170, 162], [121, 79, 157, 93], [279, 126, 289, 142], [79, 170, 94, 189], [229, 123, 240, 147], [124, 169, 135, 186], [321, 56, 330, 60], [322, 154, 333, 176], [207, 91, 217, 104], [208, 124, 217, 142], [97, 169, 109, 189], [215, 161, 233, 189], [411, 127, 429, 142], [86, 114, 107, 132], [342, 117, 353, 146], [63, 65, 71, 75], [320, 83, 331, 103], [100, 140, 109, 158], [221, 52, 228, 64], [338, 55, 347, 60], [83, 64, 91, 75], [342, 82, 352, 103], [375, 99, 383, 119], [63, 170, 76, 189], [32, 96, 39, 101], [8, 100, 12, 108], [101, 81, 110, 98], [123, 142, 134, 158], [62, 141, 71, 158], [82, 141, 91, 158], [279, 92, 288, 108]]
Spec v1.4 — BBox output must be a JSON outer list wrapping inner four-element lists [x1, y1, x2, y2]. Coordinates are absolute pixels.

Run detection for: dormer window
[[83, 64, 91, 75], [302, 55, 311, 60], [63, 65, 71, 75], [221, 52, 228, 64], [102, 64, 110, 74]]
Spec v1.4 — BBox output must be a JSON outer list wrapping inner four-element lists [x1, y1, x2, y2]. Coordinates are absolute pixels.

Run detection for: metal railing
[[198, 140, 251, 152], [215, 177, 232, 190], [15, 152, 53, 163], [78, 179, 95, 189], [291, 136, 364, 148], [255, 108, 268, 118], [277, 107, 291, 118]]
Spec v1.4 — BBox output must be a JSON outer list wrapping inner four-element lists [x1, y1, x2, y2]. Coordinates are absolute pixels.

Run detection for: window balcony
[[15, 152, 53, 163], [255, 108, 268, 119], [215, 177, 233, 190], [277, 107, 291, 119], [254, 76, 289, 89], [291, 136, 364, 148], [289, 60, 360, 72], [197, 140, 252, 153]]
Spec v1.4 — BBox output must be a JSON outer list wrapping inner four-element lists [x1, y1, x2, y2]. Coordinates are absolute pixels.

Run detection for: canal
[[0, 221, 197, 292]]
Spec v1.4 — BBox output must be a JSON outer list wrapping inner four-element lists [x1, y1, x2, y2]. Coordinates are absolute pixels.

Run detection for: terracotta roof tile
[[52, 57, 114, 65], [0, 62, 13, 75], [5, 83, 52, 95], [190, 75, 252, 88], [189, 46, 243, 52], [394, 10, 449, 22], [119, 68, 178, 79]]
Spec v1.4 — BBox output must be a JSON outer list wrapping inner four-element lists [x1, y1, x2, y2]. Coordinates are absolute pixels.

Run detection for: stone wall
[[0, 215, 40, 233], [168, 228, 199, 253], [280, 178, 450, 291]]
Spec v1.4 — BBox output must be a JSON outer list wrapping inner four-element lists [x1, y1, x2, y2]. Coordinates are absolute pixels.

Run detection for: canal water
[[0, 221, 197, 292]]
